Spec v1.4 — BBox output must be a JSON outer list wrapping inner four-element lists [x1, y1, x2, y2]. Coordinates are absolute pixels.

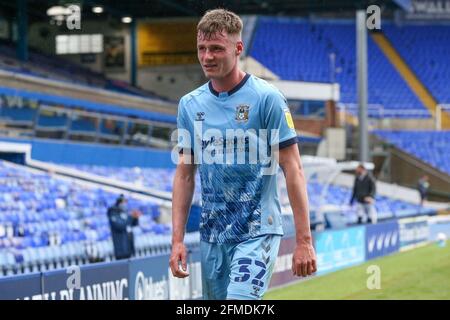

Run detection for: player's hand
[[292, 242, 317, 277], [364, 197, 374, 204], [169, 242, 189, 278]]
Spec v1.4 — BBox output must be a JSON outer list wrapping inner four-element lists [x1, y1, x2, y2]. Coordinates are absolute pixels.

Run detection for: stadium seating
[[0, 104, 37, 124], [69, 117, 97, 133], [0, 39, 168, 101], [280, 179, 428, 230], [0, 160, 176, 276], [69, 165, 202, 202], [306, 182, 427, 227], [37, 111, 69, 129], [0, 86, 177, 125], [383, 24, 450, 104], [373, 130, 450, 175], [249, 18, 428, 118], [68, 165, 428, 228]]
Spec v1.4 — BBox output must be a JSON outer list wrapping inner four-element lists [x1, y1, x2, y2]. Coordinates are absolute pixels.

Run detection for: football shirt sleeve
[[264, 90, 298, 149], [176, 97, 194, 155]]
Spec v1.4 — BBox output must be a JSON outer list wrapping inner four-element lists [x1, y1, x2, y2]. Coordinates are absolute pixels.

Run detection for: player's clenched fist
[[169, 242, 190, 278], [292, 242, 317, 277]]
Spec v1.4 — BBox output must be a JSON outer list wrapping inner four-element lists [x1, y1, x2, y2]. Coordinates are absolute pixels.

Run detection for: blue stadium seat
[[249, 18, 429, 118], [383, 24, 450, 104], [373, 130, 450, 175]]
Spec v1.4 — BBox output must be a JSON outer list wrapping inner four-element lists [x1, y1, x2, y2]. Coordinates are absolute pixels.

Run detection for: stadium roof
[[1, 0, 400, 20]]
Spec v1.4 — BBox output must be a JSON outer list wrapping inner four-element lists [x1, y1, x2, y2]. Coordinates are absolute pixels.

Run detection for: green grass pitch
[[266, 241, 450, 300]]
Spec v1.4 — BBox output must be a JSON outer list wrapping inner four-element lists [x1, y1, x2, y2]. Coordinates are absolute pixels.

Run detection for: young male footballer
[[170, 9, 316, 300]]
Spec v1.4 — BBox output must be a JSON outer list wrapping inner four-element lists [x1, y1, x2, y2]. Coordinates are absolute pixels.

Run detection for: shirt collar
[[208, 73, 250, 97]]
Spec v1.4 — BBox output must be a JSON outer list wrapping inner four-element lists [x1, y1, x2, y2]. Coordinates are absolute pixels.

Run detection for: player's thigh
[[227, 234, 281, 300], [200, 241, 230, 300]]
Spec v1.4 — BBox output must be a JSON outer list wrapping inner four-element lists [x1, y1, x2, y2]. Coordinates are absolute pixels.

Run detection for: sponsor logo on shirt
[[284, 109, 295, 129]]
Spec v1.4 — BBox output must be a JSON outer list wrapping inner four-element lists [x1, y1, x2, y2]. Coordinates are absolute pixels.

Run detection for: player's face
[[197, 31, 242, 79]]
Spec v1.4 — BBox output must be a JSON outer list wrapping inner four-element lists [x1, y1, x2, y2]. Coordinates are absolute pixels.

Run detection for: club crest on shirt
[[235, 104, 250, 122]]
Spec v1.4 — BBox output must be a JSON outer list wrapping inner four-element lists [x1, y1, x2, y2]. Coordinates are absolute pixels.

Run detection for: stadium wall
[[135, 18, 206, 100], [137, 64, 205, 101], [389, 147, 450, 199], [2, 214, 447, 299], [0, 252, 202, 300], [0, 137, 175, 168], [428, 216, 450, 242], [270, 214, 442, 291], [26, 17, 211, 100], [28, 20, 132, 83]]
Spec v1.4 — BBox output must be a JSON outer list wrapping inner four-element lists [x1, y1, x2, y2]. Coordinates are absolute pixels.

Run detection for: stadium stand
[[383, 24, 450, 104], [373, 130, 450, 175], [249, 18, 429, 118], [0, 86, 176, 125], [0, 39, 168, 101], [65, 165, 431, 229], [0, 159, 188, 276], [306, 182, 431, 227], [68, 165, 199, 194], [1, 0, 450, 300], [0, 85, 176, 147]]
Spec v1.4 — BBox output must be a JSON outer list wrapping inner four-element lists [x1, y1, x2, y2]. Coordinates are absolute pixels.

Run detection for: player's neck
[[210, 68, 246, 93]]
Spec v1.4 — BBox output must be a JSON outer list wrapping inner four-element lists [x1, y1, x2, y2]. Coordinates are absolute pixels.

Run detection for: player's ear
[[235, 41, 244, 55]]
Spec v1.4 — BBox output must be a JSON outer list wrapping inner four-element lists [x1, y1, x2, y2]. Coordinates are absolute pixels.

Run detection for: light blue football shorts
[[200, 234, 281, 300]]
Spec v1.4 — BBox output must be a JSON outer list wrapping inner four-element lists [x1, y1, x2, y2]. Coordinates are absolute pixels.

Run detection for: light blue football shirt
[[177, 73, 297, 243]]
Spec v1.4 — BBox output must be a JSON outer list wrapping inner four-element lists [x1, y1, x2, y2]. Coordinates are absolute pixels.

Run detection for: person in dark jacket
[[350, 164, 377, 224], [417, 175, 430, 206], [107, 195, 141, 260]]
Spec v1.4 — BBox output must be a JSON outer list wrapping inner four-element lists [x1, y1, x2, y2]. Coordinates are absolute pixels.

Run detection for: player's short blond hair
[[197, 9, 243, 39]]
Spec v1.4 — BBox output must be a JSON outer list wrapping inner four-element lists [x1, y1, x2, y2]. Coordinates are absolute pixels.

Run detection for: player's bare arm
[[170, 152, 196, 278], [277, 143, 317, 277]]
